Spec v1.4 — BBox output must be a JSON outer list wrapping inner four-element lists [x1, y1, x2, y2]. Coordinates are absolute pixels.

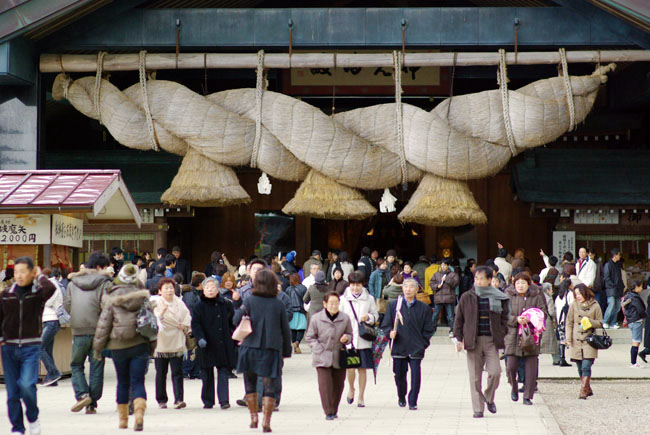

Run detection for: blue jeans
[[71, 335, 105, 406], [576, 358, 594, 377], [604, 296, 621, 326], [112, 344, 150, 404], [594, 292, 606, 315], [432, 303, 455, 333], [40, 321, 61, 380], [2, 344, 41, 434]]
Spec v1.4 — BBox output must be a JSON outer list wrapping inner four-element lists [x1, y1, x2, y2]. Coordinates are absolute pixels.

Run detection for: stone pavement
[[1, 327, 572, 435]]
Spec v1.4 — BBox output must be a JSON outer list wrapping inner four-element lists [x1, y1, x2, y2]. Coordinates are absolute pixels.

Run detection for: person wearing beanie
[[386, 250, 398, 273], [304, 271, 329, 324], [64, 251, 113, 414], [93, 264, 153, 430], [282, 251, 298, 274]]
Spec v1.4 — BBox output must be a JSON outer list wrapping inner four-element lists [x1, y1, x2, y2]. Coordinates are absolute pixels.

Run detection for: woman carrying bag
[[566, 283, 603, 399], [305, 291, 353, 420], [338, 271, 378, 408], [153, 278, 191, 410]]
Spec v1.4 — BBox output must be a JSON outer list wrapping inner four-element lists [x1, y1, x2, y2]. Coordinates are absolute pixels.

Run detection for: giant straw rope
[[51, 52, 616, 226]]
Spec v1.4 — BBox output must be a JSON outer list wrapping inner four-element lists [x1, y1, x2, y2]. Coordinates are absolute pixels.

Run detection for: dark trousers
[[392, 357, 422, 407], [155, 356, 184, 404], [40, 320, 61, 380], [200, 366, 230, 407], [506, 355, 538, 400], [2, 344, 40, 434], [244, 372, 275, 398], [111, 345, 149, 404], [291, 329, 305, 343], [316, 367, 346, 415], [70, 335, 105, 407]]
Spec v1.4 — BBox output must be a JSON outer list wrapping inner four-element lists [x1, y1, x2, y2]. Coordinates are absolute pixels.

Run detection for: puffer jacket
[[504, 284, 549, 356], [64, 269, 113, 335], [431, 270, 460, 304], [93, 284, 151, 353], [623, 291, 647, 323]]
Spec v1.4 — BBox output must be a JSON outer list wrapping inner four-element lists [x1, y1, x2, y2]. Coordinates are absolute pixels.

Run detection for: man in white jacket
[[575, 247, 597, 288], [494, 248, 512, 284]]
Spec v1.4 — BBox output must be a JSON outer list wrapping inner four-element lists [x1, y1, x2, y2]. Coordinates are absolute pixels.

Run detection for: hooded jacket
[[64, 269, 113, 335], [623, 291, 647, 324], [93, 284, 151, 353]]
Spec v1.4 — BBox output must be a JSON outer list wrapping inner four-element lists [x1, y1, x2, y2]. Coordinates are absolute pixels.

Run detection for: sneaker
[[158, 402, 168, 409], [220, 403, 231, 410], [448, 331, 454, 338], [71, 395, 92, 412], [612, 324, 621, 329], [630, 363, 643, 369], [28, 419, 41, 435], [174, 401, 186, 409], [85, 405, 97, 414], [42, 375, 61, 387], [603, 323, 610, 329]]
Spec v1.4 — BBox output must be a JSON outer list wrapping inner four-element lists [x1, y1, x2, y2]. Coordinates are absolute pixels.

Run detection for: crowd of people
[[0, 242, 646, 433]]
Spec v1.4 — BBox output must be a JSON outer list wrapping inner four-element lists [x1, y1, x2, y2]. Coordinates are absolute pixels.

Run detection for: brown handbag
[[519, 324, 536, 353], [377, 297, 389, 314], [416, 291, 431, 305]]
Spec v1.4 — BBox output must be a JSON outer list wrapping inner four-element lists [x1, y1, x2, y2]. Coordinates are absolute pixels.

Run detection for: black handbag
[[586, 330, 613, 350], [339, 344, 361, 369], [136, 300, 159, 341], [348, 300, 376, 341]]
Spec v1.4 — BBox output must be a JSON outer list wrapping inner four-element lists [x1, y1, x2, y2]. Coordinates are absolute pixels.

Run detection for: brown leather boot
[[262, 397, 276, 433], [579, 377, 588, 400], [133, 398, 146, 431], [117, 404, 129, 429], [245, 393, 259, 428], [293, 342, 302, 354], [585, 376, 593, 397]]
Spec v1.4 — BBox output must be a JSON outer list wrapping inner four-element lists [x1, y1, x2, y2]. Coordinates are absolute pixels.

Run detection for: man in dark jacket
[[146, 263, 166, 295], [0, 256, 56, 435], [64, 251, 113, 414], [172, 246, 191, 284], [381, 278, 434, 410], [356, 246, 374, 283], [453, 266, 509, 418], [603, 248, 624, 328], [148, 247, 167, 279], [459, 259, 477, 296], [589, 249, 605, 313]]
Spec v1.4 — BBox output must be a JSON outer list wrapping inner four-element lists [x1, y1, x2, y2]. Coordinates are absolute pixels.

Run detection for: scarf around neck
[[475, 285, 510, 313]]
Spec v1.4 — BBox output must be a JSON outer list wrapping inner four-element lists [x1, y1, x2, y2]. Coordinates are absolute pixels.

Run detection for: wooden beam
[[40, 50, 650, 73]]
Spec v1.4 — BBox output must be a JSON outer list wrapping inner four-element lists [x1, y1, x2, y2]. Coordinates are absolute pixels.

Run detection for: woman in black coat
[[191, 277, 237, 409], [235, 269, 291, 433]]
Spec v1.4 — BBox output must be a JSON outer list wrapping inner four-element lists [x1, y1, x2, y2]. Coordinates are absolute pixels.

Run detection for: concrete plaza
[[2, 326, 641, 435]]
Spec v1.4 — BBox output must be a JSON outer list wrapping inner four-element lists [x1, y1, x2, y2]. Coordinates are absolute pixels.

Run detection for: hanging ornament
[[257, 172, 272, 195], [379, 188, 397, 213]]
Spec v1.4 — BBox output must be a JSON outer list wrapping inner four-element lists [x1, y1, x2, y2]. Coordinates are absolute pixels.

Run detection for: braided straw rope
[[139, 50, 160, 151], [93, 51, 106, 124], [559, 48, 576, 131], [251, 49, 265, 168], [498, 49, 517, 156], [393, 50, 408, 184]]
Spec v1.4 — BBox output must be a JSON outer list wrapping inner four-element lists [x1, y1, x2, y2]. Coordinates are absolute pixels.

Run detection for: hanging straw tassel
[[282, 169, 376, 220], [257, 172, 272, 195], [398, 174, 486, 226], [379, 188, 398, 213], [252, 50, 273, 195]]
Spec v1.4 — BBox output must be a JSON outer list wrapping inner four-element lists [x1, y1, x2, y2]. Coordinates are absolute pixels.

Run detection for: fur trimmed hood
[[68, 268, 113, 291], [106, 288, 150, 311]]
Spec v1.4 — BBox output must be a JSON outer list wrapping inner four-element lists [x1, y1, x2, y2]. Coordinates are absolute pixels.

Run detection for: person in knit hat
[[304, 271, 329, 324], [93, 263, 152, 431], [153, 277, 191, 410], [282, 251, 298, 274]]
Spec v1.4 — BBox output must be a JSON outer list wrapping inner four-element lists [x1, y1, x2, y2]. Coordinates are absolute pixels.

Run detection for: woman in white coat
[[554, 275, 575, 367], [339, 271, 378, 408]]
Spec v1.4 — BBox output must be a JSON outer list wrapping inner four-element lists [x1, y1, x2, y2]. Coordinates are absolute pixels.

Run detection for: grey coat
[[64, 269, 113, 335], [540, 292, 558, 355], [305, 309, 353, 369], [304, 283, 329, 322]]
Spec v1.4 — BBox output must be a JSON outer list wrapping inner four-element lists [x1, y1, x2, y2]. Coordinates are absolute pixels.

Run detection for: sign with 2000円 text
[[52, 214, 83, 248], [0, 214, 51, 245]]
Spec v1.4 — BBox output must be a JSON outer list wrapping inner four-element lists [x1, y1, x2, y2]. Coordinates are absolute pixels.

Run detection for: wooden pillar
[[295, 216, 311, 266], [423, 226, 437, 259], [153, 218, 168, 252]]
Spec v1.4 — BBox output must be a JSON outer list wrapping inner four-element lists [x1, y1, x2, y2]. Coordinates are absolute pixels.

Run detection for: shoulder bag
[[232, 306, 253, 342], [348, 300, 376, 341], [56, 305, 71, 326], [586, 329, 613, 350], [136, 299, 159, 341], [415, 291, 431, 305], [339, 343, 362, 369]]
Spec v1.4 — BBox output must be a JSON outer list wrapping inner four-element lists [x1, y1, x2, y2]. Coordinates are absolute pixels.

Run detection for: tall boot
[[133, 398, 146, 431], [585, 376, 593, 397], [245, 393, 259, 428], [579, 377, 588, 400], [559, 345, 571, 367], [262, 397, 276, 433], [117, 404, 129, 429]]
